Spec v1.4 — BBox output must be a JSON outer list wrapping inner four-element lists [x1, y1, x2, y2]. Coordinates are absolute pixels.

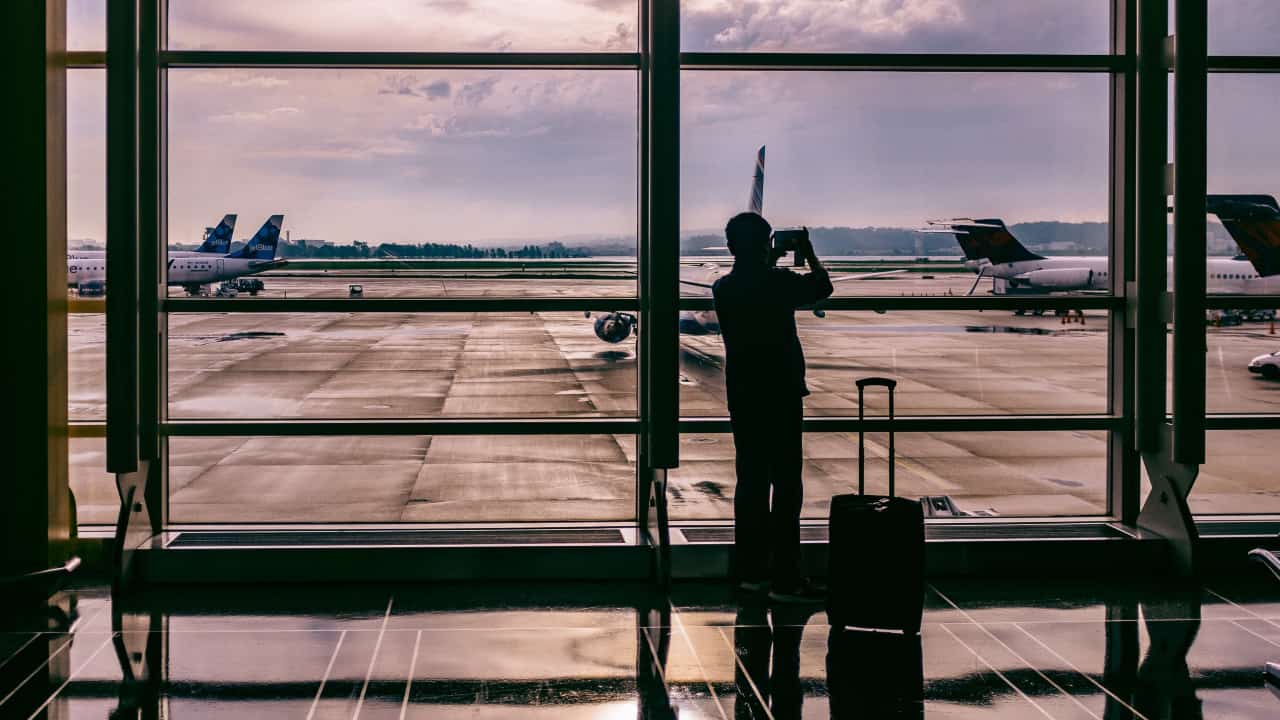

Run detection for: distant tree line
[[162, 220, 1245, 259]]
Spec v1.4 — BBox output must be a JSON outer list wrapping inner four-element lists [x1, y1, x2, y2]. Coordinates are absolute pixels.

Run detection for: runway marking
[[853, 434, 963, 492]]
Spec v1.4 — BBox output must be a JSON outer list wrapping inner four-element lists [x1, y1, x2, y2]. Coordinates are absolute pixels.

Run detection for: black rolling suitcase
[[827, 377, 925, 635]]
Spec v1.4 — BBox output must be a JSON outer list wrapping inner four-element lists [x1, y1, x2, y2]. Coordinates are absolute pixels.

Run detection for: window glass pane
[[70, 436, 115, 525], [167, 1, 638, 52], [1210, 0, 1280, 55], [69, 313, 105, 420], [69, 69, 105, 255], [68, 0, 105, 51], [167, 69, 636, 298], [670, 430, 1108, 520], [680, 310, 1109, 417], [1204, 74, 1280, 297], [1196, 327, 1280, 414], [169, 434, 635, 522], [168, 313, 636, 419], [681, 1, 1110, 53], [1192, 430, 1280, 514], [682, 72, 1111, 297]]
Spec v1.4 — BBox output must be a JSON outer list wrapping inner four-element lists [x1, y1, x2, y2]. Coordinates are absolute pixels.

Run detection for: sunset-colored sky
[[65, 1, 1280, 246]]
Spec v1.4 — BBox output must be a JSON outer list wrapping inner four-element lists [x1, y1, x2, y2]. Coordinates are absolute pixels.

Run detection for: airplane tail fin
[[197, 214, 237, 254], [928, 218, 1042, 264], [229, 215, 284, 260], [1207, 194, 1280, 277], [925, 218, 1039, 263], [748, 145, 765, 214]]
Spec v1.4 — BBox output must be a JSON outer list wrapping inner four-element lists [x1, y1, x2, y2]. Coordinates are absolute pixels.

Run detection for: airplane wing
[[829, 269, 907, 283], [680, 278, 715, 289]]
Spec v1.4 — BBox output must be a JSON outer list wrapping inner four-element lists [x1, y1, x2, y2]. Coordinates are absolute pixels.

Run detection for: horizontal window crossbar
[[680, 53, 1123, 72], [681, 415, 1122, 433], [69, 423, 106, 438], [1208, 57, 1280, 72], [159, 51, 640, 69], [162, 297, 640, 313], [679, 295, 1120, 311], [1204, 415, 1280, 431], [161, 419, 640, 437], [66, 51, 105, 68], [1204, 295, 1280, 310]]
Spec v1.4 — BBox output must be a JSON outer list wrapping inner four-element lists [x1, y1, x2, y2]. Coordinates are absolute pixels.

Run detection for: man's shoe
[[768, 579, 826, 604], [737, 578, 770, 594]]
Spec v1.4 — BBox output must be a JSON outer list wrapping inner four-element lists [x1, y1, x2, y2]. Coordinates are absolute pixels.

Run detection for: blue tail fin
[[1208, 195, 1280, 277], [197, 214, 236, 254], [748, 145, 765, 214], [229, 215, 284, 260]]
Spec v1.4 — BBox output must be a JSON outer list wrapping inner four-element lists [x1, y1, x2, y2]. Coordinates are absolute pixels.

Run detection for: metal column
[[1135, 0, 1206, 575], [106, 0, 140, 473], [639, 0, 678, 582]]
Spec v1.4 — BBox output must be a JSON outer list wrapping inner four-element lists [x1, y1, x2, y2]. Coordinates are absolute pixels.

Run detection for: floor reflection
[[2, 578, 1280, 718]]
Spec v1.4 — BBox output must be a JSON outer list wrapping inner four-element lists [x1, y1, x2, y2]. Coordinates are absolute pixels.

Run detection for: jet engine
[[593, 312, 637, 343], [1020, 268, 1095, 290]]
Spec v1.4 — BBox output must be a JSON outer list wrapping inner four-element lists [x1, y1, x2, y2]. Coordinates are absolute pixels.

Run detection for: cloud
[[423, 80, 452, 100], [682, 0, 1107, 53], [456, 77, 499, 107], [209, 106, 302, 123]]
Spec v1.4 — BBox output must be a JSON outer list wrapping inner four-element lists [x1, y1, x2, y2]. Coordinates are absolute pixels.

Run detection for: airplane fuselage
[[979, 255, 1280, 294], [66, 254, 286, 289]]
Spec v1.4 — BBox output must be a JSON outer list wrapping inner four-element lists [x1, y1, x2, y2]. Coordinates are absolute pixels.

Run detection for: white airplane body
[[67, 215, 287, 293], [931, 198, 1280, 296]]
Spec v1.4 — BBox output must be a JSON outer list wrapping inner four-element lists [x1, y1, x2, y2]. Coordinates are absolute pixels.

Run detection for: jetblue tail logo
[[748, 145, 765, 214], [1208, 195, 1280, 277], [229, 215, 284, 260], [197, 214, 237, 254]]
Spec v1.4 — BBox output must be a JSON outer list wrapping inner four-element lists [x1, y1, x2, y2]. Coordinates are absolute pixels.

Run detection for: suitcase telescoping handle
[[856, 377, 897, 497]]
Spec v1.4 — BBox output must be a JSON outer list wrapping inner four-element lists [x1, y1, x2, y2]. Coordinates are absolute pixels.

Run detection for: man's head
[[725, 212, 772, 266]]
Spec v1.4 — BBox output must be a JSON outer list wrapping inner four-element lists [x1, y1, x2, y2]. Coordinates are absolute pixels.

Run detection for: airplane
[[926, 194, 1280, 297], [591, 146, 904, 343], [68, 214, 238, 260], [67, 215, 288, 295]]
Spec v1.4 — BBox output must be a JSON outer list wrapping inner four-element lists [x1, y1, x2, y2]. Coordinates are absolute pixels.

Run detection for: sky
[[65, 1, 1280, 246]]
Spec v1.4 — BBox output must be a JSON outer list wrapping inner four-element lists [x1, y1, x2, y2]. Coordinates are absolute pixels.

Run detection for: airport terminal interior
[[6, 1, 1280, 717]]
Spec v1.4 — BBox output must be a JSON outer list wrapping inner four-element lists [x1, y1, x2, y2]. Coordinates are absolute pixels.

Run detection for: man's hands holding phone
[[772, 227, 814, 267]]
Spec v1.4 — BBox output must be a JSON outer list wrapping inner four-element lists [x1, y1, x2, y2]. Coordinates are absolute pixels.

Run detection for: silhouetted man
[[712, 212, 833, 601]]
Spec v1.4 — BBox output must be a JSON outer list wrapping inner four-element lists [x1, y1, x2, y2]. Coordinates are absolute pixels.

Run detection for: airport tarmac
[[68, 272, 1280, 525]]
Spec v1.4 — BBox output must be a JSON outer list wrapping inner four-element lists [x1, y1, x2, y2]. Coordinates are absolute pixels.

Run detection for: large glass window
[[670, 430, 1109, 520], [168, 312, 636, 419], [681, 72, 1111, 297], [680, 310, 1110, 417], [1191, 430, 1280, 515], [169, 434, 636, 523], [165, 69, 637, 298], [72, 1, 1280, 533]]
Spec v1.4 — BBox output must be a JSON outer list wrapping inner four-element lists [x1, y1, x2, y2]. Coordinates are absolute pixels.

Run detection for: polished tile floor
[[4, 576, 1280, 718]]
